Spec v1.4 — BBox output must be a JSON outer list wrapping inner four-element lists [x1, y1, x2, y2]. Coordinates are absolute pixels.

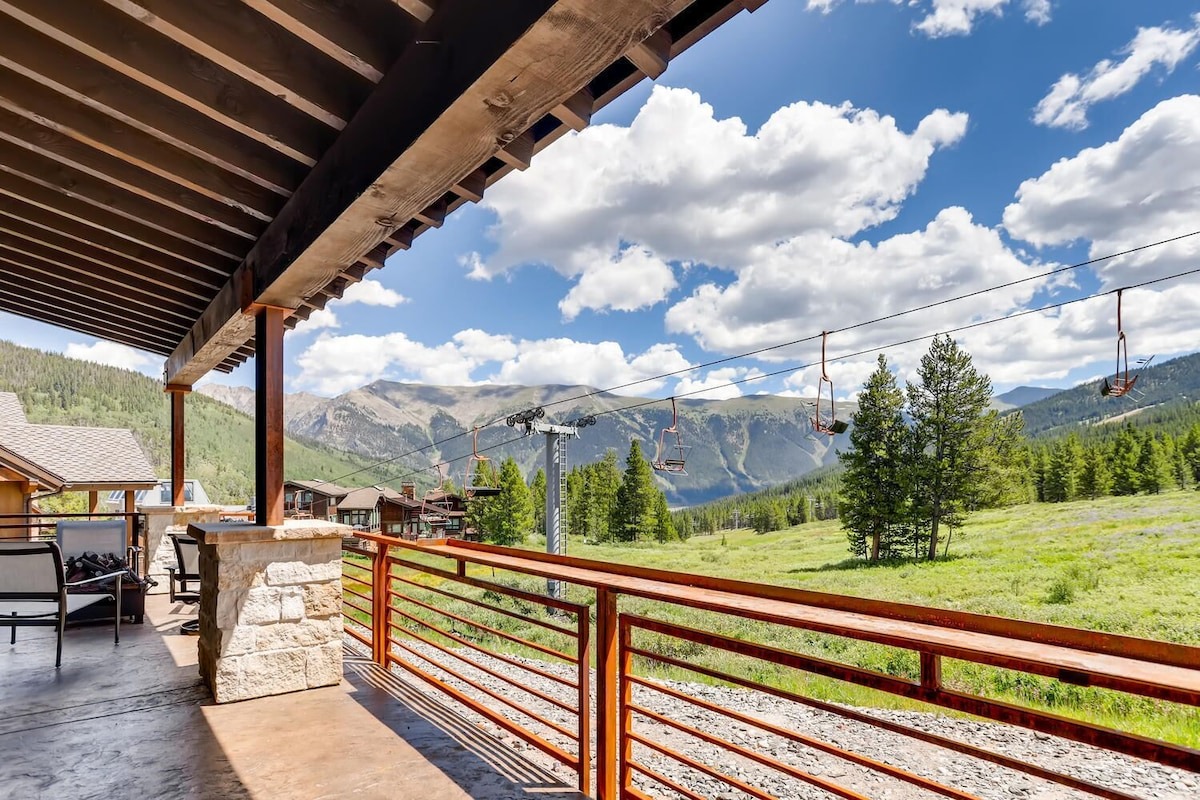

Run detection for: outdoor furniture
[[0, 541, 121, 667], [167, 534, 200, 635], [56, 519, 146, 625]]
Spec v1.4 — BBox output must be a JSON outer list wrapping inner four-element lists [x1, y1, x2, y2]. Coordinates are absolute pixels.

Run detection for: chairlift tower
[[531, 422, 577, 600]]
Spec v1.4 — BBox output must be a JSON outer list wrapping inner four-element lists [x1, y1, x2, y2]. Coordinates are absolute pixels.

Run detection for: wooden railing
[[344, 533, 1200, 800]]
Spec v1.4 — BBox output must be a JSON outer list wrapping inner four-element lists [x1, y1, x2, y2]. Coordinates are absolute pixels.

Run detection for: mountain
[[200, 381, 856, 505], [1015, 351, 1200, 437], [0, 340, 408, 504], [991, 386, 1059, 411]]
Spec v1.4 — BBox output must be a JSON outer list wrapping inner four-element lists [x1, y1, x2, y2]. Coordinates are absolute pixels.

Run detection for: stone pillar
[[189, 519, 348, 704], [141, 505, 225, 592]]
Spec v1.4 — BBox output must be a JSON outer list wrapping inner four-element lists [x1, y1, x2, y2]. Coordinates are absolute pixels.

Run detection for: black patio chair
[[0, 541, 122, 667], [167, 534, 201, 634]]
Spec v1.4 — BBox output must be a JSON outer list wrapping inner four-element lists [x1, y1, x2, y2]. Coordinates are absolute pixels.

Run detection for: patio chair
[[0, 541, 122, 667], [57, 519, 146, 624], [167, 534, 201, 635]]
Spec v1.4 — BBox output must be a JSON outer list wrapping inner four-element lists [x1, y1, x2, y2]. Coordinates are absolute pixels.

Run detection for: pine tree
[[838, 354, 909, 561], [906, 336, 993, 561], [1184, 424, 1200, 487], [1078, 445, 1112, 499], [969, 410, 1030, 508], [477, 457, 534, 546], [1045, 433, 1084, 502], [1110, 426, 1142, 495], [530, 468, 547, 537], [1137, 434, 1173, 495], [652, 492, 677, 542], [612, 440, 658, 542]]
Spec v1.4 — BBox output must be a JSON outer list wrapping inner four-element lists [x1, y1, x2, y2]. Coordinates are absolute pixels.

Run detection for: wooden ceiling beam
[[0, 194, 227, 286], [626, 27, 671, 79], [0, 0, 331, 165], [0, 161, 245, 267], [0, 217, 214, 300], [0, 107, 266, 239], [412, 198, 447, 229], [0, 291, 181, 354], [551, 89, 594, 131], [0, 66, 281, 220], [166, 0, 749, 385], [494, 131, 535, 171], [103, 0, 372, 130], [0, 280, 191, 343], [0, 141, 252, 258], [389, 0, 437, 23], [450, 168, 487, 203], [240, 0, 414, 82], [0, 23, 303, 197], [0, 246, 204, 320]]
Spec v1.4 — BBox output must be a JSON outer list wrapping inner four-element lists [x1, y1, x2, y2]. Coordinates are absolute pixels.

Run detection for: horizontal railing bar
[[393, 619, 578, 714], [625, 645, 1142, 800], [343, 625, 371, 649], [627, 676, 978, 800], [340, 559, 372, 574], [342, 545, 373, 557], [342, 585, 372, 604], [385, 604, 577, 689], [630, 703, 875, 800], [389, 636, 578, 740], [393, 573, 579, 638], [625, 730, 784, 800], [627, 759, 704, 800], [342, 597, 371, 617], [626, 615, 1200, 774], [387, 554, 583, 614], [436, 538, 1200, 671], [388, 586, 577, 663], [388, 650, 579, 770]]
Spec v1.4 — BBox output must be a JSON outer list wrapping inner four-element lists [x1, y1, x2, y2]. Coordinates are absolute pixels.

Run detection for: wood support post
[[371, 543, 389, 665], [124, 489, 136, 566], [166, 385, 190, 507], [921, 652, 942, 690], [618, 618, 633, 796], [255, 306, 287, 527], [595, 588, 618, 800], [88, 490, 99, 518]]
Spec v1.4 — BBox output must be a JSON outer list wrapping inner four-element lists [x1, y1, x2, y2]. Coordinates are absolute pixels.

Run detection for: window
[[158, 481, 194, 504]]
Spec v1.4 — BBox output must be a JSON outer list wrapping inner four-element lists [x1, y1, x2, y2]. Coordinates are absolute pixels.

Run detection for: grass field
[[348, 491, 1200, 747]]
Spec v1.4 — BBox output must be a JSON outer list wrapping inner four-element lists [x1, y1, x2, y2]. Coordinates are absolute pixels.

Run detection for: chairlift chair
[[1100, 290, 1154, 398], [651, 397, 689, 476], [464, 427, 501, 499], [420, 463, 452, 532], [812, 332, 850, 435]]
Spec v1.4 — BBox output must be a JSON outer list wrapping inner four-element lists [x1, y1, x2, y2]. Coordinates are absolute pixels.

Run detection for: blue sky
[[6, 0, 1200, 401]]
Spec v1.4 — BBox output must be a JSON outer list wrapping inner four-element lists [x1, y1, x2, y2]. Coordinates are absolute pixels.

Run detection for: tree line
[[1032, 423, 1200, 501]]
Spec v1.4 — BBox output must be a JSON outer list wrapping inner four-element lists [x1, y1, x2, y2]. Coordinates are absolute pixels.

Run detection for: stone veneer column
[[189, 519, 348, 704]]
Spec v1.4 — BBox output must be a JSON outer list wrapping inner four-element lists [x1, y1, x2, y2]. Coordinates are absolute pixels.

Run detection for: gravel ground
[[344, 631, 1197, 800]]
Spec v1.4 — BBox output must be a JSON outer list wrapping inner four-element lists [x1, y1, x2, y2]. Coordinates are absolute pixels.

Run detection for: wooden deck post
[[595, 588, 618, 800], [371, 543, 389, 665], [254, 305, 288, 527], [124, 489, 136, 566], [165, 385, 190, 507], [88, 491, 99, 518]]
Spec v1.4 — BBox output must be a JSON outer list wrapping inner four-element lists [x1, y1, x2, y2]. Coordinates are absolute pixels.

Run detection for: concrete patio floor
[[0, 593, 584, 800]]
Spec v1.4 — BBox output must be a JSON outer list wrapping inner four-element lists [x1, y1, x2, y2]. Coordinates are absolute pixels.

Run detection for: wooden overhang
[[0, 0, 767, 384]]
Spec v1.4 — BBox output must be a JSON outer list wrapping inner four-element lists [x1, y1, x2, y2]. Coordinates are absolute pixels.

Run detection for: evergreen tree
[[906, 336, 993, 560], [477, 457, 534, 546], [652, 492, 677, 542], [969, 410, 1030, 508], [1078, 445, 1112, 499], [1045, 433, 1083, 502], [1110, 426, 1142, 495], [530, 468, 547, 537], [838, 355, 909, 561], [612, 440, 658, 542], [1184, 424, 1200, 487], [1137, 434, 1173, 495]]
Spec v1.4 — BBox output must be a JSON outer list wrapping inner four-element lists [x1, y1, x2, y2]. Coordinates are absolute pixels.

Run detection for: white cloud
[[674, 367, 764, 400], [64, 341, 157, 375], [1033, 15, 1200, 129], [294, 330, 691, 397], [558, 246, 677, 321], [913, 0, 1050, 37], [1005, 94, 1200, 288], [339, 278, 407, 307], [290, 307, 340, 337], [466, 87, 966, 318]]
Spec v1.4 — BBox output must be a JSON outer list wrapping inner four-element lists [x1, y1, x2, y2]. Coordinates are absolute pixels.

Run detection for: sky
[[5, 0, 1200, 404]]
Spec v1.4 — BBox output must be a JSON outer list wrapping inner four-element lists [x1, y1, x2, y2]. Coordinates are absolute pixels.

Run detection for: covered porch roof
[[0, 0, 767, 386]]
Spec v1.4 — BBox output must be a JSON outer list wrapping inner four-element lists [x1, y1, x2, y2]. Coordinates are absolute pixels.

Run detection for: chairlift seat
[[467, 486, 502, 498]]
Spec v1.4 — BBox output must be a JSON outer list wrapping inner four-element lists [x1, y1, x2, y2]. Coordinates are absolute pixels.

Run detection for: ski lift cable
[[293, 231, 1200, 500]]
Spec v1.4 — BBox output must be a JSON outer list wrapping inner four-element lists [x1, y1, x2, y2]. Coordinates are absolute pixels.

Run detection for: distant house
[[283, 479, 352, 520], [337, 485, 402, 531], [333, 482, 471, 540], [0, 392, 157, 523], [106, 479, 212, 509]]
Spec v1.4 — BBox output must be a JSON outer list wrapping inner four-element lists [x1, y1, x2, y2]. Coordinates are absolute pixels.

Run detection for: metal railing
[[344, 534, 1200, 800], [0, 512, 147, 572]]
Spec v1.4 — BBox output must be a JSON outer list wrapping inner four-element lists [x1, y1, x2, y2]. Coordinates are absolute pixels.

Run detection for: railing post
[[595, 588, 618, 800], [920, 651, 942, 690], [618, 617, 633, 796], [577, 602, 592, 795], [371, 542, 389, 665]]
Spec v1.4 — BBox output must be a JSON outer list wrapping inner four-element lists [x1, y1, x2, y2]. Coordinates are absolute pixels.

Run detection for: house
[[336, 484, 403, 531], [332, 482, 470, 540], [282, 479, 352, 520], [0, 392, 157, 527], [105, 479, 213, 509]]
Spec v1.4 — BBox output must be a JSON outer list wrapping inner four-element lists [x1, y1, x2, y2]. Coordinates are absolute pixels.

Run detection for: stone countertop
[[188, 519, 349, 545]]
